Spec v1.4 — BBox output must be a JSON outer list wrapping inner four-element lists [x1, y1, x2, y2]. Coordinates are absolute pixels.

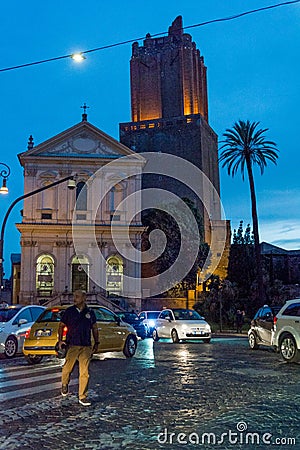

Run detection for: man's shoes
[[79, 398, 91, 406], [61, 385, 69, 397]]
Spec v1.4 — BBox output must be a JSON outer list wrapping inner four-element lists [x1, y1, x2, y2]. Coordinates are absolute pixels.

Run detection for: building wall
[[130, 16, 208, 122], [120, 114, 221, 242], [16, 122, 144, 305]]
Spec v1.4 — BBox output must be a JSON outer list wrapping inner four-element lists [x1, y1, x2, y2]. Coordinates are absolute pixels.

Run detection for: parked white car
[[153, 308, 211, 343], [0, 305, 45, 358], [273, 299, 300, 363]]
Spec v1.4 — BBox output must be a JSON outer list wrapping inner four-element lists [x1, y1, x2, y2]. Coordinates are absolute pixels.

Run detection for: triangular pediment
[[18, 121, 143, 163]]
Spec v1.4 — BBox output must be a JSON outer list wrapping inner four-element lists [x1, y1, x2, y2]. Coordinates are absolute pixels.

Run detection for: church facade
[[16, 115, 145, 306]]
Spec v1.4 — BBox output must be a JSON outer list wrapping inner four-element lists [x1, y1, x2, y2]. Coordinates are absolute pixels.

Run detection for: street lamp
[[0, 162, 11, 195], [0, 175, 76, 298]]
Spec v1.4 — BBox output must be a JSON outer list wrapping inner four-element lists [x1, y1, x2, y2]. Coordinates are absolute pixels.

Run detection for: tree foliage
[[142, 198, 209, 296], [227, 221, 256, 301]]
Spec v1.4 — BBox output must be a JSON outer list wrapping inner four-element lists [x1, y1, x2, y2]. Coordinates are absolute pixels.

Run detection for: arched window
[[36, 254, 54, 296], [71, 255, 89, 292], [76, 181, 87, 211], [106, 255, 123, 296]]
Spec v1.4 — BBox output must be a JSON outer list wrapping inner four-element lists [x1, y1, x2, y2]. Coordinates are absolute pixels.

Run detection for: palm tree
[[219, 120, 279, 305]]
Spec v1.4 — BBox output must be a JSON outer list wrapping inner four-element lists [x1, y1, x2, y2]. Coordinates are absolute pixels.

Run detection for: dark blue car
[[116, 312, 147, 339]]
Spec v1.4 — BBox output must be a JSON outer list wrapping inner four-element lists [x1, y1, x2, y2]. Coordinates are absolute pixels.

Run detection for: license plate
[[35, 329, 52, 337], [193, 330, 204, 335]]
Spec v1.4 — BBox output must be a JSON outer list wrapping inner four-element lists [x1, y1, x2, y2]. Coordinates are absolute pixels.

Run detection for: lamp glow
[[71, 53, 86, 62], [0, 179, 8, 195]]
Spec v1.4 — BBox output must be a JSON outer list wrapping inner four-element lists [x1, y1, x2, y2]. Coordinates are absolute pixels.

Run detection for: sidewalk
[[212, 330, 247, 338]]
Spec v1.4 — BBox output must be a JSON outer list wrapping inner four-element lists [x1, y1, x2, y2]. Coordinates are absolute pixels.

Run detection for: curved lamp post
[[0, 175, 76, 298], [0, 162, 11, 195]]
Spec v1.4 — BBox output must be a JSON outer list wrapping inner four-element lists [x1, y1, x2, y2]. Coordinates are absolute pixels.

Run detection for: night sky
[[1, 0, 299, 277]]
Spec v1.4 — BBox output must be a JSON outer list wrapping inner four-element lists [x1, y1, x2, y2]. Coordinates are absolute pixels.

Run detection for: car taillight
[[273, 316, 277, 325], [62, 326, 68, 338], [25, 328, 31, 339]]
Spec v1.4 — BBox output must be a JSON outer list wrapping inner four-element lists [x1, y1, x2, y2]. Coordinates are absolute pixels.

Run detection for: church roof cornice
[[18, 120, 145, 166]]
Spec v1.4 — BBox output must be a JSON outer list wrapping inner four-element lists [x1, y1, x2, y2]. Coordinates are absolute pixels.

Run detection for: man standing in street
[[58, 289, 99, 406]]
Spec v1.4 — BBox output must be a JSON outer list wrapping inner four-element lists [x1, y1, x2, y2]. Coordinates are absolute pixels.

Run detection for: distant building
[[261, 242, 300, 285], [16, 114, 145, 307]]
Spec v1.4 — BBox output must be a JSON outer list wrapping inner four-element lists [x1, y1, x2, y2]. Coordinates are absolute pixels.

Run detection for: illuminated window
[[106, 256, 123, 296], [36, 254, 54, 296]]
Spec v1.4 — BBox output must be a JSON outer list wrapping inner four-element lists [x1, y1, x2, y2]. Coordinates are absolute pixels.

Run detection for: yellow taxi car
[[23, 304, 137, 364]]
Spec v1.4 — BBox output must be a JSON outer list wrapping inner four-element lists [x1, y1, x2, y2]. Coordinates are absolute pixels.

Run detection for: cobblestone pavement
[[0, 336, 299, 449]]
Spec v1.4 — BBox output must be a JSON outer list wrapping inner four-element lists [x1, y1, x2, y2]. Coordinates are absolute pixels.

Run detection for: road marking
[[0, 379, 78, 402], [0, 366, 61, 381], [0, 371, 61, 388], [0, 360, 63, 374], [0, 361, 77, 402]]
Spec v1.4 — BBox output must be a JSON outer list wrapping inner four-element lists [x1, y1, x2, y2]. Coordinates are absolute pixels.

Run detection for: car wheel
[[171, 329, 180, 343], [280, 334, 300, 363], [4, 336, 18, 358], [25, 355, 43, 364], [248, 332, 259, 350], [123, 335, 137, 358], [152, 329, 160, 341]]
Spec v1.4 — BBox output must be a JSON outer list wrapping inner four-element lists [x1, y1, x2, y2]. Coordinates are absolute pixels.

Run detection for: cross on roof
[[81, 103, 89, 121]]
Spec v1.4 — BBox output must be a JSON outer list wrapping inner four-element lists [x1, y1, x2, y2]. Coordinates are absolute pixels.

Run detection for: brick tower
[[119, 16, 221, 240]]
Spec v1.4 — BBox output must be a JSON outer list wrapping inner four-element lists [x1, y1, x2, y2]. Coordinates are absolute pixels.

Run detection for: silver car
[[273, 299, 300, 363], [248, 305, 281, 349], [0, 305, 45, 358], [153, 308, 211, 343]]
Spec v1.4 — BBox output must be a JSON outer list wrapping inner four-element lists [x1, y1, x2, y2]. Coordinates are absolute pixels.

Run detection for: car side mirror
[[167, 317, 172, 322], [18, 318, 28, 326]]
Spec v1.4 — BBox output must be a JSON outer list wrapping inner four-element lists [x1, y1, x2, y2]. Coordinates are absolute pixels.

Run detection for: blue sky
[[1, 0, 300, 277]]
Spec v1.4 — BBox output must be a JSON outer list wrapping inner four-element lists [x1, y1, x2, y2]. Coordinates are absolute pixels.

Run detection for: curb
[[212, 332, 248, 338]]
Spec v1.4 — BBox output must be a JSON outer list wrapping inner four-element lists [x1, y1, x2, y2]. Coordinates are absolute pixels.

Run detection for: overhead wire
[[0, 0, 299, 73]]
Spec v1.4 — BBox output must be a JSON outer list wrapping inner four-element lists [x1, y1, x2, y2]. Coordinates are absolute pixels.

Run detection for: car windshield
[[0, 308, 20, 322], [173, 309, 203, 320], [147, 312, 160, 319], [117, 313, 139, 322], [36, 308, 66, 323]]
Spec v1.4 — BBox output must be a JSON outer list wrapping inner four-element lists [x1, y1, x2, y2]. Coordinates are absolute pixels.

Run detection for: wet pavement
[[0, 336, 299, 449]]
